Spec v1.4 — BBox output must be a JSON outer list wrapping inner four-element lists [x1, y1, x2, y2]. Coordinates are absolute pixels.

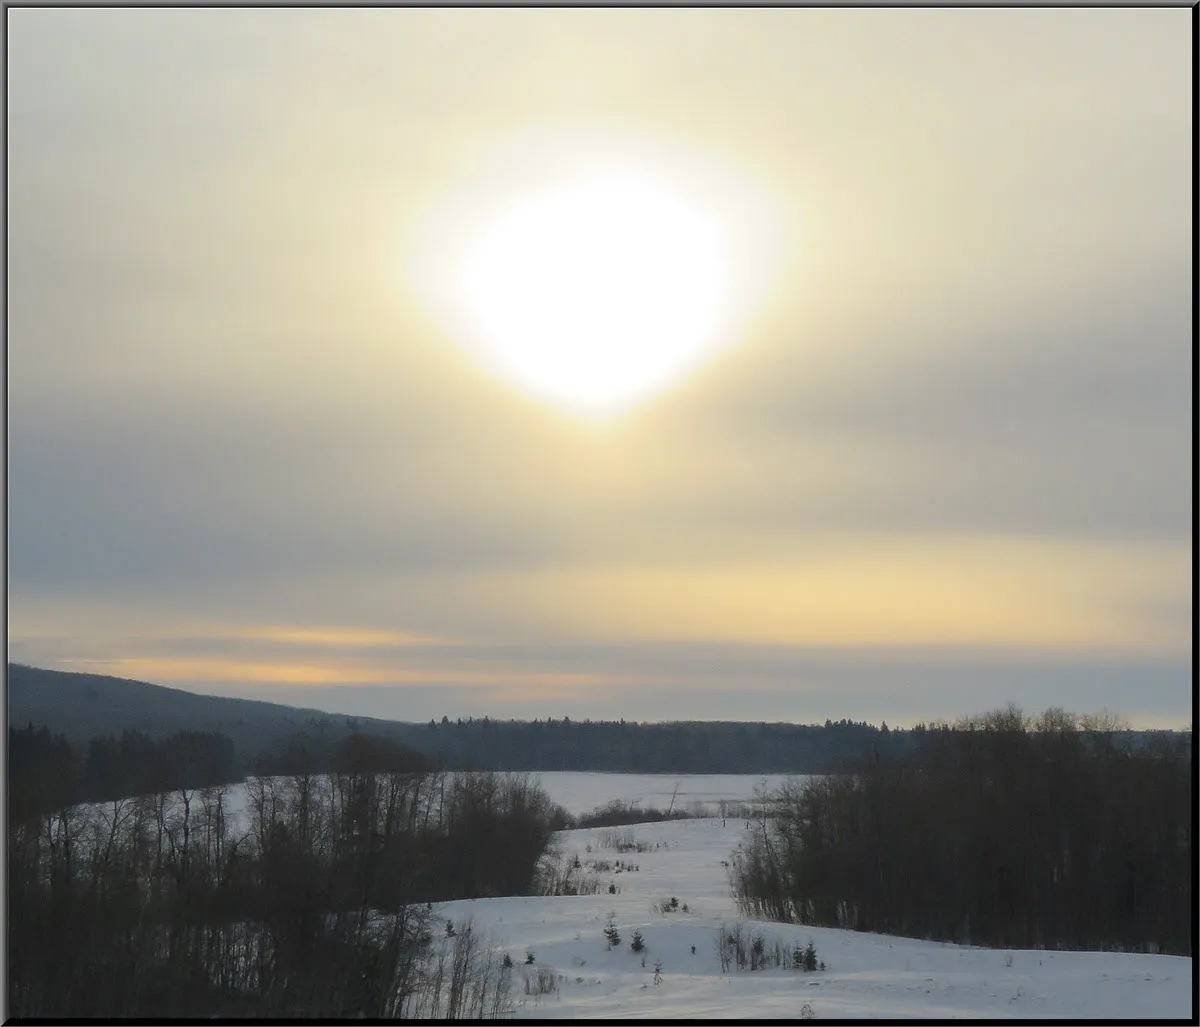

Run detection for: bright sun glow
[[457, 173, 730, 414], [408, 134, 782, 416]]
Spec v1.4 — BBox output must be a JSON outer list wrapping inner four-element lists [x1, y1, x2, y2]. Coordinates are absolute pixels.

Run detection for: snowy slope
[[434, 817, 1192, 1020], [71, 773, 1192, 1018]]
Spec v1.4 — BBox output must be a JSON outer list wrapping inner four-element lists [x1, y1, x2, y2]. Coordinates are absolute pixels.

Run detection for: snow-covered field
[[438, 816, 1192, 1020], [69, 772, 1192, 1018]]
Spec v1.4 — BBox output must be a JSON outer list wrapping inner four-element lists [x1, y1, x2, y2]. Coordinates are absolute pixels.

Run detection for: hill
[[5, 663, 408, 760], [8, 664, 1181, 776], [6, 664, 902, 773]]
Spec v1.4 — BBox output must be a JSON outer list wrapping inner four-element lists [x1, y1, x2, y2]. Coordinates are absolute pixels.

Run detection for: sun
[[453, 172, 730, 414], [408, 134, 781, 417]]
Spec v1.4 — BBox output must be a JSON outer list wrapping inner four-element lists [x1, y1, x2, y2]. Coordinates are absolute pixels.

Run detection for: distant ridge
[[7, 663, 1179, 775], [5, 663, 409, 756], [6, 663, 891, 772]]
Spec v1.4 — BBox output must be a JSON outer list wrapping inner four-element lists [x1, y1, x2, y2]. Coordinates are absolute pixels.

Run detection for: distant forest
[[8, 664, 1186, 779], [8, 718, 891, 818], [394, 715, 916, 773]]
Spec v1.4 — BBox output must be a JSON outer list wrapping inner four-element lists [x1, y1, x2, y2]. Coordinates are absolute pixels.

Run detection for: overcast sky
[[6, 8, 1192, 726]]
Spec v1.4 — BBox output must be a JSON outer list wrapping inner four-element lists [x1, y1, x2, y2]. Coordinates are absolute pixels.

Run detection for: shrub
[[576, 801, 695, 829], [524, 967, 557, 997], [536, 848, 607, 896], [630, 930, 645, 953], [717, 924, 789, 973]]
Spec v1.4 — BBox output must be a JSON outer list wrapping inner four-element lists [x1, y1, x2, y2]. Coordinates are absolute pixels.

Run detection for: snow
[[210, 771, 791, 838], [530, 771, 796, 817], [70, 773, 1193, 1018], [432, 814, 1192, 1020]]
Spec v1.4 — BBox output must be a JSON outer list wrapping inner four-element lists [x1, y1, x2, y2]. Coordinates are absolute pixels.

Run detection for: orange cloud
[[96, 656, 653, 692], [219, 625, 449, 647], [452, 536, 1189, 652]]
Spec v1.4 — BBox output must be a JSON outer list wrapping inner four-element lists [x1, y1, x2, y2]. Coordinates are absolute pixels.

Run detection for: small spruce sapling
[[630, 929, 645, 953], [604, 914, 621, 949]]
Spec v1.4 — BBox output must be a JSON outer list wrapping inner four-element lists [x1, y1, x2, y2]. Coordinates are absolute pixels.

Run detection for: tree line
[[10, 714, 919, 796], [10, 723, 246, 822], [7, 722, 429, 822], [399, 716, 917, 772], [732, 706, 1192, 956], [7, 725, 568, 1018]]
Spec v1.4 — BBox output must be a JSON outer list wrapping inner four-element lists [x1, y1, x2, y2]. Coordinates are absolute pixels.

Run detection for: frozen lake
[[200, 771, 799, 836], [528, 771, 800, 817]]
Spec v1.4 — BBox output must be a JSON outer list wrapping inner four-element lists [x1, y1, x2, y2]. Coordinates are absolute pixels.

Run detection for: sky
[[6, 8, 1192, 727]]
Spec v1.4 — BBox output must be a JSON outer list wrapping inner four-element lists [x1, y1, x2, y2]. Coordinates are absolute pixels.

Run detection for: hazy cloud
[[6, 8, 1191, 725]]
